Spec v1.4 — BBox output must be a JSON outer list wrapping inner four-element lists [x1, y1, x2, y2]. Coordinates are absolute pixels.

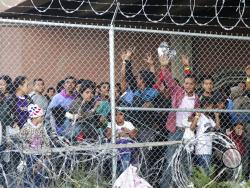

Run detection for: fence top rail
[[0, 18, 249, 40], [116, 107, 250, 113]]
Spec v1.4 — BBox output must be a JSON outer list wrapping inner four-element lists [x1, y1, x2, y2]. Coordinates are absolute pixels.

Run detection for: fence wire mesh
[[0, 19, 249, 188]]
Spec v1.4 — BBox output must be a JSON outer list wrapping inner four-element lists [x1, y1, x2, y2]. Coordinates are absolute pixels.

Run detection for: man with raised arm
[[160, 54, 200, 188]]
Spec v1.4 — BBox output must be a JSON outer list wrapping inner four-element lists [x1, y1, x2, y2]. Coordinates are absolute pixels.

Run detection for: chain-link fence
[[0, 19, 249, 187]]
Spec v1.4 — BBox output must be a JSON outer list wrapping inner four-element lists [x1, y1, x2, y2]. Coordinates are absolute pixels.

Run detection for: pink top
[[157, 68, 200, 132]]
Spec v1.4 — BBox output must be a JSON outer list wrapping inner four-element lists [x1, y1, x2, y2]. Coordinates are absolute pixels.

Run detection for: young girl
[[227, 123, 246, 156], [227, 123, 248, 178], [17, 104, 50, 187], [18, 104, 50, 151]]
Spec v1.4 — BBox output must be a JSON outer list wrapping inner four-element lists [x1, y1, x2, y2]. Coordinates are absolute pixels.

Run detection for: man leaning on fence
[[159, 54, 200, 188]]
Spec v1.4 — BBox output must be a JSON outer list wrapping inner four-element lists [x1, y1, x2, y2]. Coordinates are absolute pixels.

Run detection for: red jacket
[[228, 132, 246, 156], [155, 68, 200, 133]]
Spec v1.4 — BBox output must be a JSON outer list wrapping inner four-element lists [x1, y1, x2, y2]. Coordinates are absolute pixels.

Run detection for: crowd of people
[[0, 48, 249, 187]]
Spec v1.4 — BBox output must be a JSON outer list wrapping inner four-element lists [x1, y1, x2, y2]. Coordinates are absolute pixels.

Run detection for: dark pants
[[24, 155, 46, 188], [160, 129, 184, 188], [117, 139, 136, 176], [195, 154, 211, 175]]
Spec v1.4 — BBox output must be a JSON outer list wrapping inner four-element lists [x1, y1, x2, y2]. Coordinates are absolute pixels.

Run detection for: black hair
[[33, 78, 44, 85], [184, 74, 196, 82], [115, 83, 121, 90], [13, 76, 27, 91], [174, 78, 180, 86], [202, 75, 214, 83], [219, 85, 231, 98], [116, 110, 124, 115], [47, 87, 55, 93], [139, 70, 156, 88], [96, 84, 101, 89], [212, 92, 225, 104], [125, 61, 137, 91], [233, 122, 245, 128], [77, 79, 85, 85], [99, 82, 109, 87], [51, 106, 66, 125], [200, 96, 215, 108], [0, 75, 14, 94], [64, 76, 77, 83], [56, 80, 65, 93], [238, 80, 246, 84], [115, 82, 121, 90], [79, 80, 96, 94]]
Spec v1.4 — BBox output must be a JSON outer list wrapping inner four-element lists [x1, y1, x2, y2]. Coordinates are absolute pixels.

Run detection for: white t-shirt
[[195, 114, 216, 155], [176, 94, 195, 128], [107, 121, 135, 139]]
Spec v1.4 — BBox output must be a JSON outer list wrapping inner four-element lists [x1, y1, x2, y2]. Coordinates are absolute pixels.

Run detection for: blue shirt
[[121, 87, 159, 106], [48, 90, 76, 110], [227, 99, 250, 124], [134, 87, 159, 102]]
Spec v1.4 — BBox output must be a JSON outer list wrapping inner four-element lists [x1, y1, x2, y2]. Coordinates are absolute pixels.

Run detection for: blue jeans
[[118, 152, 131, 175], [160, 130, 184, 188], [24, 155, 46, 188], [117, 139, 135, 175], [195, 154, 211, 175]]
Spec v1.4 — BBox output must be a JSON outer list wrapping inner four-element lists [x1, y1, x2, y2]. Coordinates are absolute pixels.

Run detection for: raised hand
[[144, 53, 154, 65], [159, 55, 170, 66], [245, 65, 250, 77], [180, 55, 190, 67], [121, 48, 134, 62]]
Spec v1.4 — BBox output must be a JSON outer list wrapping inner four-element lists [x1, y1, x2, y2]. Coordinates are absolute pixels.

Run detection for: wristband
[[122, 60, 130, 64], [184, 66, 192, 75]]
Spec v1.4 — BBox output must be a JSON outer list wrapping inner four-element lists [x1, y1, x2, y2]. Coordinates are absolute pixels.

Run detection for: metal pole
[[0, 18, 249, 41], [109, 26, 117, 187], [116, 107, 250, 113], [109, 2, 119, 186]]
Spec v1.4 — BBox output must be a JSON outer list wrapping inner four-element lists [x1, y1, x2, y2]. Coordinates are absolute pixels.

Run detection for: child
[[191, 98, 220, 174], [227, 123, 248, 178], [227, 123, 246, 156], [105, 111, 137, 174], [18, 104, 50, 151], [16, 104, 50, 187], [105, 111, 137, 140]]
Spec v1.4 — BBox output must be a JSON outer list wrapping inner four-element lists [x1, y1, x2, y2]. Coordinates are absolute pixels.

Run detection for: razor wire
[[1, 0, 249, 30], [0, 19, 249, 187]]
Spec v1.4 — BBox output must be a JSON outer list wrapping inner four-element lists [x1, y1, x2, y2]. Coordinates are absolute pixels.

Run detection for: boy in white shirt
[[105, 111, 137, 174], [191, 98, 220, 174], [106, 111, 137, 140]]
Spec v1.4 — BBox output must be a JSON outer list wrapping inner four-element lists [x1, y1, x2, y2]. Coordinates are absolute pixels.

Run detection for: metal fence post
[[110, 3, 119, 186], [109, 25, 117, 186]]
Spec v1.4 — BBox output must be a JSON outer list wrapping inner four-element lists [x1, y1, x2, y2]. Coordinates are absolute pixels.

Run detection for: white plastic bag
[[183, 128, 195, 141], [114, 165, 153, 188], [182, 118, 195, 141], [182, 118, 195, 152]]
